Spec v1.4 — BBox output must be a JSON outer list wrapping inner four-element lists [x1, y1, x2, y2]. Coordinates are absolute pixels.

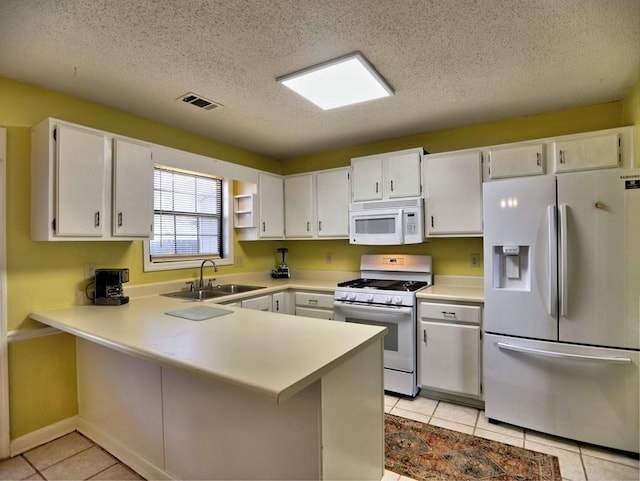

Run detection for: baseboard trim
[[10, 416, 78, 456], [77, 418, 173, 480]]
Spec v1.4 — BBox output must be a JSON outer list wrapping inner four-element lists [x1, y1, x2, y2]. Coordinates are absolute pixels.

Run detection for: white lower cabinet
[[241, 294, 272, 311], [418, 301, 482, 398], [272, 291, 291, 314], [294, 291, 334, 320]]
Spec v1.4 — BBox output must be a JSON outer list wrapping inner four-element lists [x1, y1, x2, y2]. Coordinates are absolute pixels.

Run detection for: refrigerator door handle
[[496, 341, 632, 364], [559, 204, 568, 317], [547, 205, 558, 316]]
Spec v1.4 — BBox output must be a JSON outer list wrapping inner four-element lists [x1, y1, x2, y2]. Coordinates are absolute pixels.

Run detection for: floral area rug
[[385, 414, 562, 481]]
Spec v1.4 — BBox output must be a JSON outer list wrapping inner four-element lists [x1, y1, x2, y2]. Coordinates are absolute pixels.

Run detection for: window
[[150, 166, 223, 262]]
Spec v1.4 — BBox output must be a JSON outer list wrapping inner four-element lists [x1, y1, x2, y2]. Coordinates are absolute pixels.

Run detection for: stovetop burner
[[337, 278, 431, 292]]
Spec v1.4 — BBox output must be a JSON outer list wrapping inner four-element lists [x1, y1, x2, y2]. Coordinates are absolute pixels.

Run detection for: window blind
[[150, 166, 223, 261]]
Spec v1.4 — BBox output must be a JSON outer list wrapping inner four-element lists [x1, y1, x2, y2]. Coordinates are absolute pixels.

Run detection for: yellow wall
[[2, 75, 638, 439]]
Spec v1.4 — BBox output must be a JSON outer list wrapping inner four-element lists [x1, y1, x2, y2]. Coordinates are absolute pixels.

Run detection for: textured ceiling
[[1, 0, 639, 160]]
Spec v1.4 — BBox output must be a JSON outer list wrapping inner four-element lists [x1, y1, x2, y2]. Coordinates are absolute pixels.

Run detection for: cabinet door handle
[[536, 152, 542, 166], [318, 221, 322, 231], [423, 329, 427, 345], [306, 221, 310, 232], [94, 211, 100, 227], [390, 180, 394, 192], [275, 300, 280, 311], [431, 215, 434, 228], [559, 149, 565, 164], [117, 212, 123, 227], [375, 182, 379, 194], [262, 222, 266, 232]]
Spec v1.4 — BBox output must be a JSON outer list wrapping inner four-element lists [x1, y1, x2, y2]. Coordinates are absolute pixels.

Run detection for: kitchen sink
[[162, 289, 228, 301], [162, 284, 265, 301], [210, 284, 265, 294]]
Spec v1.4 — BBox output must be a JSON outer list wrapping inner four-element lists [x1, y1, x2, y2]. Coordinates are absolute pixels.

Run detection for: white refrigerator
[[483, 168, 640, 453]]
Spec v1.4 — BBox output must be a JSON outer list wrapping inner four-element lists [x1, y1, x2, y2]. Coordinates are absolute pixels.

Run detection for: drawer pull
[[308, 299, 318, 305], [442, 311, 457, 319]]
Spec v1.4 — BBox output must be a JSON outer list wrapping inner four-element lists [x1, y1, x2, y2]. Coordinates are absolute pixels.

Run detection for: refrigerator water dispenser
[[492, 245, 529, 289]]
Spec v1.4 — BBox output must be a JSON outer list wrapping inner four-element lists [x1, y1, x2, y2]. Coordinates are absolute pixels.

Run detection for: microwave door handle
[[396, 208, 404, 242]]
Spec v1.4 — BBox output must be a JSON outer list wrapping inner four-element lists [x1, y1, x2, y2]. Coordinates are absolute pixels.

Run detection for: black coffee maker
[[94, 268, 130, 305]]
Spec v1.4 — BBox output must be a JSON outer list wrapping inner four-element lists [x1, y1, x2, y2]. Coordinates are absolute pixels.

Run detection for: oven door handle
[[333, 302, 414, 316]]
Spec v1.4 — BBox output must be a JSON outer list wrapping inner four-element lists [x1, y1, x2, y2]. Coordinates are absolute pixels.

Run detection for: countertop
[[417, 275, 484, 303], [30, 293, 385, 404]]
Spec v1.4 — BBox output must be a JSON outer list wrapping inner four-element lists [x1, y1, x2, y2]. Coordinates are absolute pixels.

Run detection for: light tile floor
[[384, 394, 640, 481], [1, 400, 638, 481], [0, 432, 142, 480]]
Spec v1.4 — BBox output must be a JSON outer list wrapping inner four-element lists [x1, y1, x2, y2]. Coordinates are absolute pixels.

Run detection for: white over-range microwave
[[349, 197, 424, 245]]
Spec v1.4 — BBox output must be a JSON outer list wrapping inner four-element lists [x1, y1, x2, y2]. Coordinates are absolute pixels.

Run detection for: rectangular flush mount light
[[276, 52, 394, 110]]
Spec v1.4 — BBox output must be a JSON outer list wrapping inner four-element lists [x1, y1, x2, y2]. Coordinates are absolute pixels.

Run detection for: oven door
[[348, 209, 404, 245], [333, 301, 415, 372]]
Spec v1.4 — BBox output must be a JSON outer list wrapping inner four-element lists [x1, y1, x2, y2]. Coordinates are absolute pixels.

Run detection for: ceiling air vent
[[177, 92, 223, 110]]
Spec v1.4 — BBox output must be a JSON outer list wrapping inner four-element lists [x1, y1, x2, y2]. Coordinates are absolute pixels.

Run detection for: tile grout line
[[33, 443, 95, 478]]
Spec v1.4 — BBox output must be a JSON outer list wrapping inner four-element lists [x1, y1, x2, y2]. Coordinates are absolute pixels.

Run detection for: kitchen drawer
[[295, 307, 334, 320], [295, 292, 334, 310], [419, 302, 481, 324]]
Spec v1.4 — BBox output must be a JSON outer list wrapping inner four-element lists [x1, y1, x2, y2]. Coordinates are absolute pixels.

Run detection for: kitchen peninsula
[[30, 295, 387, 480]]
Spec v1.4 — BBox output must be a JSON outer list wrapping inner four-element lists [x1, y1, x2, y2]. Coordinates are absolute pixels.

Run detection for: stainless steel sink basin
[[162, 284, 265, 301], [210, 284, 265, 294], [162, 289, 228, 301]]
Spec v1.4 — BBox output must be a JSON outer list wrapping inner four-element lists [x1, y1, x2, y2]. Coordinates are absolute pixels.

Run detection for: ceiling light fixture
[[276, 52, 394, 110]]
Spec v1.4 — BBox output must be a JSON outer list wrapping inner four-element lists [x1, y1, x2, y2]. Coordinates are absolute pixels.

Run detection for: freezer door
[[483, 176, 557, 340], [484, 333, 640, 453], [557, 169, 640, 349]]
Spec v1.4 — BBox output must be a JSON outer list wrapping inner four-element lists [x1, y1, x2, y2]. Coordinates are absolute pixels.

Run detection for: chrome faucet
[[199, 259, 218, 289]]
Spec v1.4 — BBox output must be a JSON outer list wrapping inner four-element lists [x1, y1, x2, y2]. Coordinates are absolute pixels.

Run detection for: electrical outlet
[[234, 255, 244, 267], [83, 263, 96, 280], [326, 252, 333, 264], [470, 254, 480, 268]]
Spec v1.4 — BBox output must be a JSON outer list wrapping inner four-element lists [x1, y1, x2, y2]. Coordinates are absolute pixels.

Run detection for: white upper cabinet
[[487, 142, 545, 179], [112, 139, 153, 237], [553, 131, 621, 172], [424, 150, 483, 236], [284, 174, 314, 238], [315, 168, 350, 237], [284, 167, 350, 239], [31, 118, 153, 241], [55, 124, 106, 237], [351, 148, 423, 201], [258, 173, 284, 238]]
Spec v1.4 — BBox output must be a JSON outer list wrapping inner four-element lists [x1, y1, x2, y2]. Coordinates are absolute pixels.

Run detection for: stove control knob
[[393, 297, 402, 305], [339, 293, 348, 300], [366, 294, 374, 303], [385, 296, 393, 304], [347, 293, 356, 301]]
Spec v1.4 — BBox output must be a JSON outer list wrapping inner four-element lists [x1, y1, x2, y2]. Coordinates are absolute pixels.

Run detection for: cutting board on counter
[[165, 305, 233, 321]]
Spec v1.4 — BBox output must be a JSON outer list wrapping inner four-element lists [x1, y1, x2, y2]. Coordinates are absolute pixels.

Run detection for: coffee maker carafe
[[94, 268, 130, 305]]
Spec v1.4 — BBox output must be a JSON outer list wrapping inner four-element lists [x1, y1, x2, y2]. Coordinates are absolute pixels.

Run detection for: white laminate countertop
[[417, 275, 484, 303], [30, 294, 385, 404]]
